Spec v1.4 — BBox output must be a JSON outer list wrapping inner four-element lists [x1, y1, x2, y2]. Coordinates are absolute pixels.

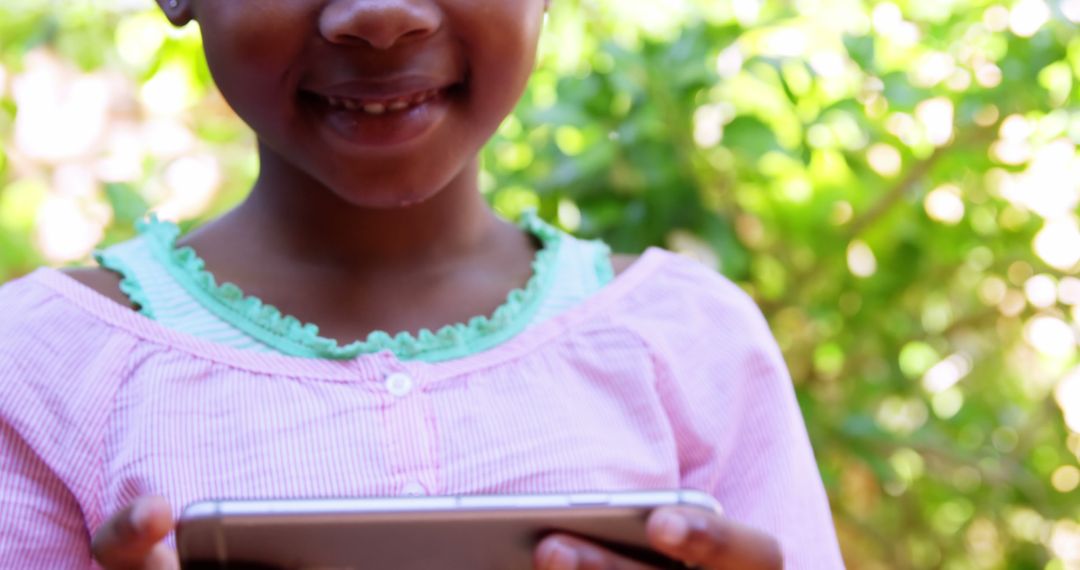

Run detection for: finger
[[91, 496, 176, 570], [535, 534, 656, 570], [647, 507, 783, 570], [142, 543, 181, 570]]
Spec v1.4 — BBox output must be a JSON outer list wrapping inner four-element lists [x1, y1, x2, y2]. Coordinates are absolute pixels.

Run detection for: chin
[[330, 183, 441, 210]]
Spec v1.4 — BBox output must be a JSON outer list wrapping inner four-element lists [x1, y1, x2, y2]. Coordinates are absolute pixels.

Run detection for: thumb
[[91, 496, 176, 570]]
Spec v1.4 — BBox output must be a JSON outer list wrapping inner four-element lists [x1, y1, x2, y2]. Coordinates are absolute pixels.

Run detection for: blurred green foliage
[[2, 0, 1080, 568]]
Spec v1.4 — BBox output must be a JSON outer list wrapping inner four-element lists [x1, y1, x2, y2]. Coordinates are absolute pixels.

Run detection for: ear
[[155, 0, 195, 26]]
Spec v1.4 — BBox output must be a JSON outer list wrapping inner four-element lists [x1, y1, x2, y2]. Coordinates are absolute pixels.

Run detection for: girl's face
[[161, 0, 546, 208]]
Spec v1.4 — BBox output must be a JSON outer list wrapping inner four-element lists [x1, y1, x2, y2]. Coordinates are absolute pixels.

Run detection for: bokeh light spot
[[1024, 316, 1076, 359], [924, 185, 965, 225], [847, 239, 877, 277], [1051, 465, 1080, 493], [916, 98, 955, 147], [923, 354, 973, 393], [1057, 369, 1080, 433], [1009, 0, 1050, 37], [867, 143, 902, 177], [1034, 219, 1080, 272], [1025, 274, 1059, 309], [901, 341, 941, 378]]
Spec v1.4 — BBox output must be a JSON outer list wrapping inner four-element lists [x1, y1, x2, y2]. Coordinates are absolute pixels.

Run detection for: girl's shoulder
[[0, 267, 153, 365], [611, 253, 639, 277], [0, 269, 134, 415], [605, 248, 773, 352], [615, 248, 757, 311], [0, 268, 123, 351], [0, 270, 131, 502], [60, 267, 133, 309]]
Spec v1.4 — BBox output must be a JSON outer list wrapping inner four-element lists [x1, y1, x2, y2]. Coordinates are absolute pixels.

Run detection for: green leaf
[[104, 183, 149, 226]]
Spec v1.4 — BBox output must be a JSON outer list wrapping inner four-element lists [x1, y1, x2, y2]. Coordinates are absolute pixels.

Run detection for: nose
[[319, 0, 442, 50]]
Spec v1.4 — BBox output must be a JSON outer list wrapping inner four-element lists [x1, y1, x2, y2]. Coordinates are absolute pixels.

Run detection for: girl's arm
[[673, 324, 844, 569], [0, 422, 92, 568], [622, 253, 846, 569], [0, 277, 133, 567]]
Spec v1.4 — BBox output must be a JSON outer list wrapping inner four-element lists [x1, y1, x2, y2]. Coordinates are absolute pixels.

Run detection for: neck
[[221, 144, 501, 272]]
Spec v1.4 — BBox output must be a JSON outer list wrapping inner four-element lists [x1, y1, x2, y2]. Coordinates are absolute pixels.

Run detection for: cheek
[[197, 4, 308, 118], [476, 3, 544, 72], [454, 2, 545, 115]]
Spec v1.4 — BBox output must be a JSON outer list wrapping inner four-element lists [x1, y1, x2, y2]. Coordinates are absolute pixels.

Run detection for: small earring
[[168, 0, 178, 7]]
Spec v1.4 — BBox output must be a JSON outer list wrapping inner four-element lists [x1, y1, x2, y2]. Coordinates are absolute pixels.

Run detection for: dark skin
[[68, 0, 628, 339], [69, 0, 545, 339], [66, 253, 640, 334], [72, 0, 782, 568]]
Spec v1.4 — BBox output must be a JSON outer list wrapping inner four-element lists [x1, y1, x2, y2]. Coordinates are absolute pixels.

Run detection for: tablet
[[178, 489, 722, 569]]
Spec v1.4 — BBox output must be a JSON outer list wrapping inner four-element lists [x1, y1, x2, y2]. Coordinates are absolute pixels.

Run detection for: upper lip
[[303, 75, 462, 103]]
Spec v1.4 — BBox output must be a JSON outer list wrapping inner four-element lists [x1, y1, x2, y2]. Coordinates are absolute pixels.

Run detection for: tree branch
[[846, 146, 949, 240]]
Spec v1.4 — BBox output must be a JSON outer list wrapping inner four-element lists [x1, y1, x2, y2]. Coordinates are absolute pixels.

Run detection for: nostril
[[399, 27, 433, 42], [319, 1, 441, 49]]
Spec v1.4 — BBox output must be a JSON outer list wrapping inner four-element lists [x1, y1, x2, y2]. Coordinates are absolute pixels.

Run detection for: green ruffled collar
[[136, 212, 563, 362]]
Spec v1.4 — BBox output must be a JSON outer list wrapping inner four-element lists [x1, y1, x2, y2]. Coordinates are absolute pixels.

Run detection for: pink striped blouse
[[0, 248, 845, 569]]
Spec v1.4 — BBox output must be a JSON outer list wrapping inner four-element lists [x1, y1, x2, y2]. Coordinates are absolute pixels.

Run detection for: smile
[[300, 83, 460, 150], [313, 87, 451, 116]]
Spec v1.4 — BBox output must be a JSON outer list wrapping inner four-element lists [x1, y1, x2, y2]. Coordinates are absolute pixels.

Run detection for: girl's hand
[[534, 506, 783, 570], [91, 496, 179, 570]]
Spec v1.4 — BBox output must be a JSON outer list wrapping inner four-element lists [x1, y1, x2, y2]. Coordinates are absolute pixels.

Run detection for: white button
[[385, 373, 414, 397], [401, 482, 428, 496]]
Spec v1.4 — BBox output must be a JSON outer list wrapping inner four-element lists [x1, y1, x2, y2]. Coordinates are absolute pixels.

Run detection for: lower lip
[[302, 89, 454, 150]]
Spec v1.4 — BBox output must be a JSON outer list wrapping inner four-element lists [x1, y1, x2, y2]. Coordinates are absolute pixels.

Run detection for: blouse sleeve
[[0, 276, 129, 568], [623, 252, 846, 569], [0, 422, 94, 568]]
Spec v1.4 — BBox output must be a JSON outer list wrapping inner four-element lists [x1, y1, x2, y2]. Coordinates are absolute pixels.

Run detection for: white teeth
[[363, 103, 387, 115], [322, 88, 444, 114]]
